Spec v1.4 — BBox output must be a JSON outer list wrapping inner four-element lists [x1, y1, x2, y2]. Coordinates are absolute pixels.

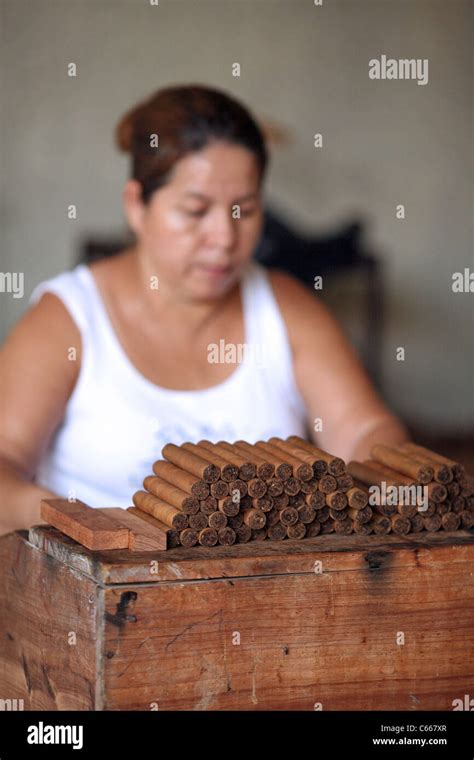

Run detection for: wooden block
[[128, 507, 177, 549], [100, 508, 167, 551], [40, 499, 129, 551]]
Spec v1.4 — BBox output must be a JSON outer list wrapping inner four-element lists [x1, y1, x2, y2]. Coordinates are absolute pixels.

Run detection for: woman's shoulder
[[266, 267, 335, 338]]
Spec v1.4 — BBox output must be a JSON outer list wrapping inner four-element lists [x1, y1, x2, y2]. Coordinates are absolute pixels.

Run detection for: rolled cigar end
[[372, 515, 391, 535], [306, 491, 326, 510], [266, 478, 284, 497], [410, 513, 424, 533], [441, 512, 461, 531], [347, 487, 369, 509], [306, 520, 322, 537], [279, 506, 299, 526], [247, 478, 267, 498], [287, 522, 306, 540], [353, 521, 373, 535], [208, 511, 227, 530], [218, 496, 240, 517], [198, 527, 218, 546], [179, 528, 198, 547], [243, 508, 266, 529], [210, 480, 229, 498], [283, 476, 300, 496], [422, 513, 442, 532], [390, 515, 411, 535], [267, 522, 287, 540], [297, 504, 317, 524], [334, 517, 353, 534], [218, 527, 236, 545], [200, 495, 218, 515], [188, 513, 208, 531], [318, 475, 337, 494], [325, 491, 348, 510], [235, 524, 252, 543]]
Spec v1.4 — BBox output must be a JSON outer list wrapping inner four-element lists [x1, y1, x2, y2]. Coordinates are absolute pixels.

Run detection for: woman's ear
[[122, 179, 146, 236]]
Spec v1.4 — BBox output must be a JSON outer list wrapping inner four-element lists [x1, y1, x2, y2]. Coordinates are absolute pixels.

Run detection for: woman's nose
[[208, 208, 238, 249]]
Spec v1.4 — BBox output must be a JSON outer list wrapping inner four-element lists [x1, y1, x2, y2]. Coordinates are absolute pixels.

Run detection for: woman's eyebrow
[[183, 191, 259, 202]]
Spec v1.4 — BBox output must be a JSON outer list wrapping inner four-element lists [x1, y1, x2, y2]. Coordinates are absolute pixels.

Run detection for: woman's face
[[125, 141, 264, 300]]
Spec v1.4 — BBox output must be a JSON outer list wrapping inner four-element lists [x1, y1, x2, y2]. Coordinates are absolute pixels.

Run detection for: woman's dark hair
[[115, 84, 269, 203]]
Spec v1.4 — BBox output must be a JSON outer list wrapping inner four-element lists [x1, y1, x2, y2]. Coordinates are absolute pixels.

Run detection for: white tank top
[[29, 260, 308, 507]]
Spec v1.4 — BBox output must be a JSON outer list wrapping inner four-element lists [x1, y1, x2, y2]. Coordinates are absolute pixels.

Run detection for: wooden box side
[[101, 541, 474, 710], [0, 531, 100, 710]]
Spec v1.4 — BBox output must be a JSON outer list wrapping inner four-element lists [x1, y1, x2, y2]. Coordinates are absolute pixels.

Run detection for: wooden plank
[[40, 498, 129, 551], [27, 524, 474, 585], [99, 508, 167, 551], [0, 531, 98, 709]]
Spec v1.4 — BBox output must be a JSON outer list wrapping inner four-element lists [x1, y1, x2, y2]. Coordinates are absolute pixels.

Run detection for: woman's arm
[[269, 270, 411, 461], [0, 293, 81, 535]]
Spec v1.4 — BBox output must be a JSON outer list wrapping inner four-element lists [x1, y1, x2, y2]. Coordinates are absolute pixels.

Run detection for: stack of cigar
[[130, 437, 474, 548], [347, 442, 474, 536]]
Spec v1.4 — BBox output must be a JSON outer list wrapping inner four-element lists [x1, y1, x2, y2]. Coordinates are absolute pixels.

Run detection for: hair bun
[[115, 108, 137, 153]]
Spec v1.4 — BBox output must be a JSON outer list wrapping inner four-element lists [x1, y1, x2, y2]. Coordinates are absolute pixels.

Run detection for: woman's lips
[[194, 263, 233, 277]]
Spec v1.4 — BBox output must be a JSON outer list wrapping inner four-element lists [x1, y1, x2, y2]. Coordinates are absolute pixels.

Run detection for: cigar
[[235, 524, 252, 543], [218, 527, 236, 545], [283, 476, 301, 496], [353, 521, 373, 535], [273, 493, 290, 509], [233, 441, 275, 479], [200, 495, 218, 515], [278, 506, 299, 526], [286, 522, 306, 540], [348, 505, 372, 524], [210, 441, 257, 481], [247, 478, 267, 498], [441, 512, 461, 531], [297, 504, 317, 523], [348, 460, 396, 489], [152, 460, 209, 499], [370, 444, 433, 484], [318, 474, 338, 494], [346, 487, 369, 509], [188, 513, 208, 531], [305, 491, 326, 510], [422, 513, 442, 532], [162, 443, 220, 484], [266, 478, 284, 497], [251, 528, 267, 541], [267, 438, 314, 480], [197, 440, 241, 482], [460, 511, 474, 528], [216, 441, 257, 481], [198, 527, 218, 547], [299, 478, 319, 494], [446, 481, 461, 499], [390, 514, 411, 535], [317, 506, 330, 522], [208, 511, 227, 530], [228, 480, 248, 499], [334, 517, 353, 534], [289, 492, 305, 508], [143, 476, 200, 514], [243, 509, 267, 529], [336, 474, 354, 492], [435, 501, 450, 515], [306, 521, 322, 537], [397, 442, 461, 481], [267, 522, 287, 540], [252, 495, 273, 512], [320, 520, 335, 533], [179, 528, 198, 547], [254, 441, 293, 480], [451, 496, 466, 513], [286, 436, 346, 476], [325, 491, 347, 510], [227, 513, 244, 529], [128, 507, 181, 548], [217, 497, 240, 517], [361, 460, 410, 487], [266, 508, 281, 526], [410, 513, 425, 533], [329, 507, 348, 521], [210, 480, 229, 499], [186, 442, 238, 482], [371, 514, 391, 535], [132, 490, 188, 531]]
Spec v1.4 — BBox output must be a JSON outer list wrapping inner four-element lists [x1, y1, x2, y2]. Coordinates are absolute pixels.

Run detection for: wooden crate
[[0, 525, 473, 710]]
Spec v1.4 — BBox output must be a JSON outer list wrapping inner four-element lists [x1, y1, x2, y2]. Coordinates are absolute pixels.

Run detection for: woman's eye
[[240, 207, 257, 217], [184, 208, 207, 217]]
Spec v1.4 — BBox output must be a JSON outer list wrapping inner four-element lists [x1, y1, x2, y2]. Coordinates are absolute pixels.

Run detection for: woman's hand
[[269, 270, 411, 461]]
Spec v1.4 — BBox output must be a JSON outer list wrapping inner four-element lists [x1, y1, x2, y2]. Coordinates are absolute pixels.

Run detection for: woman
[[0, 84, 410, 532]]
